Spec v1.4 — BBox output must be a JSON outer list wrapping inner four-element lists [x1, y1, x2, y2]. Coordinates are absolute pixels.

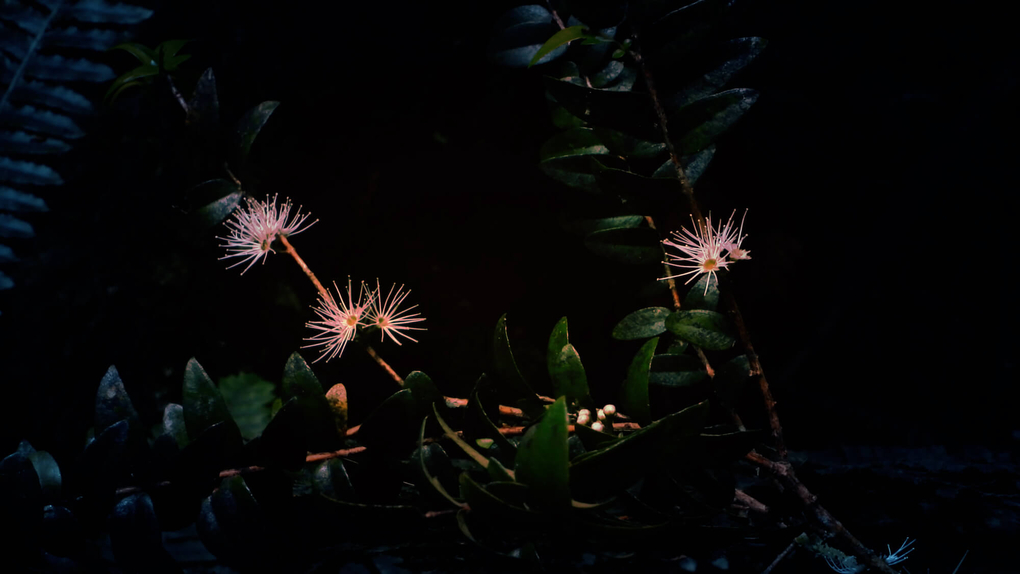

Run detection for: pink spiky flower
[[366, 279, 426, 345], [303, 278, 374, 363], [660, 213, 732, 293], [720, 209, 751, 261], [218, 194, 317, 274]]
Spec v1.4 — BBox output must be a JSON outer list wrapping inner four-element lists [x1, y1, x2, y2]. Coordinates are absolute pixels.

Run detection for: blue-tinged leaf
[[0, 214, 34, 238], [0, 244, 17, 263], [234, 101, 280, 167], [61, 0, 154, 25], [44, 26, 126, 51], [0, 269, 12, 289], [0, 131, 72, 154], [0, 27, 30, 59], [27, 450, 60, 502], [561, 215, 644, 236], [0, 4, 47, 35], [669, 37, 768, 107], [493, 4, 552, 27], [489, 6, 567, 68], [612, 307, 670, 340], [664, 310, 736, 350], [600, 66, 637, 92], [669, 88, 759, 155], [0, 156, 62, 185], [4, 105, 83, 139], [95, 365, 140, 435], [182, 357, 239, 441], [544, 76, 659, 140], [648, 354, 708, 388], [27, 54, 114, 82], [162, 403, 188, 448], [0, 187, 48, 211], [589, 60, 624, 88], [652, 146, 715, 184], [539, 127, 609, 161], [194, 190, 242, 228], [10, 80, 93, 114], [528, 25, 588, 68]]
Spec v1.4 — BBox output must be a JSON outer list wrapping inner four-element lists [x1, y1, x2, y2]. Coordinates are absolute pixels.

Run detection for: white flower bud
[[578, 409, 590, 418], [597, 409, 606, 421], [576, 414, 590, 426], [603, 404, 616, 417], [591, 421, 605, 432]]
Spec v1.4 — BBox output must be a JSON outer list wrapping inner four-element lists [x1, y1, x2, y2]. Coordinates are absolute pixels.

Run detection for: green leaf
[[433, 403, 494, 473], [486, 457, 515, 482], [234, 101, 280, 167], [714, 354, 751, 405], [669, 37, 768, 107], [670, 88, 759, 155], [664, 310, 735, 351], [489, 6, 565, 68], [593, 162, 685, 203], [584, 227, 663, 264], [94, 365, 140, 435], [651, 146, 715, 185], [622, 338, 657, 425], [515, 397, 570, 512], [218, 372, 276, 442], [492, 314, 542, 415], [546, 318, 591, 404], [649, 354, 708, 388], [458, 473, 542, 526], [27, 450, 60, 503], [573, 422, 618, 452], [419, 418, 465, 508], [405, 371, 443, 416], [539, 127, 610, 161], [110, 43, 156, 65], [561, 215, 644, 236], [309, 458, 355, 501], [468, 377, 517, 465], [612, 307, 670, 340], [104, 63, 158, 102], [529, 25, 588, 68], [589, 60, 625, 88], [570, 400, 708, 501], [192, 183, 243, 229], [182, 358, 239, 441], [593, 127, 666, 159], [282, 352, 324, 399], [683, 274, 719, 311]]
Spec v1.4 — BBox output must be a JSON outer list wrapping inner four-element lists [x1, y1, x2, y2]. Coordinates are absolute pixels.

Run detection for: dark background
[[1, 0, 1016, 571]]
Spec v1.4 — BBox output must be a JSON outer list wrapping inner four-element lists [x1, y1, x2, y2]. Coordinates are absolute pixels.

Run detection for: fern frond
[[0, 0, 152, 295]]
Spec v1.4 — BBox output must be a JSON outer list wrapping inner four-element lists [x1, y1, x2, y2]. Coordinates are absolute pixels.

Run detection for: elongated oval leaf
[[282, 352, 323, 399], [492, 314, 542, 414], [652, 146, 716, 184], [561, 215, 644, 236], [515, 397, 570, 512], [182, 358, 238, 441], [585, 226, 662, 264], [234, 101, 280, 167], [95, 365, 140, 434], [664, 310, 735, 350], [612, 307, 670, 340], [670, 88, 759, 155], [550, 344, 590, 404], [544, 77, 659, 140], [529, 25, 588, 67], [622, 338, 657, 425], [682, 274, 719, 310], [649, 354, 708, 387]]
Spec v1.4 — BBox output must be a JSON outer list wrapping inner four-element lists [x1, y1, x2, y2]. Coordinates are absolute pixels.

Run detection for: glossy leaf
[[182, 358, 238, 441], [669, 37, 768, 107], [665, 310, 736, 350], [651, 146, 715, 184], [218, 372, 276, 441], [683, 274, 719, 311], [468, 378, 518, 465], [459, 473, 542, 526], [94, 365, 140, 434], [515, 397, 570, 512], [109, 493, 171, 570], [110, 42, 156, 65], [570, 400, 708, 501], [310, 458, 356, 501], [584, 226, 662, 264], [192, 183, 243, 228], [405, 371, 442, 416], [612, 307, 670, 340], [593, 127, 666, 159], [529, 25, 588, 68], [492, 314, 542, 415], [622, 338, 657, 425], [325, 383, 349, 438], [670, 88, 759, 155], [489, 6, 565, 68], [649, 354, 708, 387], [186, 68, 219, 130], [357, 389, 419, 454], [539, 127, 609, 161], [547, 318, 591, 403], [434, 403, 494, 472], [282, 352, 324, 399], [103, 63, 157, 102], [27, 450, 60, 502], [234, 101, 280, 167], [573, 421, 617, 451], [594, 162, 685, 203], [544, 77, 659, 140], [419, 418, 465, 508]]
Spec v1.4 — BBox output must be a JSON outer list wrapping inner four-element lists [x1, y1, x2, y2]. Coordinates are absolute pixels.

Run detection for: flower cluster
[[660, 209, 750, 293], [218, 194, 317, 274], [304, 278, 425, 363]]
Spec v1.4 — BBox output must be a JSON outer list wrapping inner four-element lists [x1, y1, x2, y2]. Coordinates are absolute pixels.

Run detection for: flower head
[[366, 279, 426, 345], [303, 278, 373, 363], [660, 210, 750, 294], [883, 538, 915, 566], [218, 194, 317, 274]]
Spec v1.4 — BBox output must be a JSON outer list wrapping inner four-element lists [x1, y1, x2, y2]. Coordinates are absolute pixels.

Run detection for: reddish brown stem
[[280, 234, 329, 300]]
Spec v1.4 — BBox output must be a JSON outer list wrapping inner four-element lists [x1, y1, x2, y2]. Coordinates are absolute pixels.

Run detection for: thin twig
[[761, 541, 796, 574], [645, 215, 683, 310], [746, 452, 898, 574], [694, 346, 716, 378], [734, 488, 769, 514], [364, 344, 404, 386]]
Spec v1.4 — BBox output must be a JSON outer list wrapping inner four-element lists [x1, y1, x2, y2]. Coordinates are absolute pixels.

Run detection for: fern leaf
[[26, 54, 114, 82], [0, 213, 34, 238], [0, 244, 16, 263], [61, 0, 154, 25], [0, 131, 73, 154], [9, 79, 92, 114], [0, 5, 48, 35], [0, 269, 13, 290], [44, 26, 126, 50], [0, 157, 63, 185], [0, 187, 49, 211], [2, 105, 83, 139]]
